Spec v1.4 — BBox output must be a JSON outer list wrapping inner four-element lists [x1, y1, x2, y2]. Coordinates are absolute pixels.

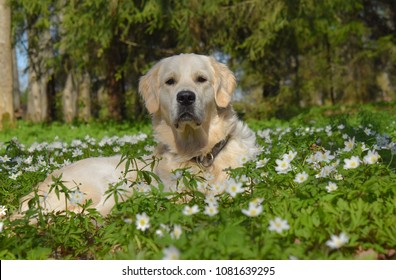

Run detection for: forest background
[[0, 0, 395, 128]]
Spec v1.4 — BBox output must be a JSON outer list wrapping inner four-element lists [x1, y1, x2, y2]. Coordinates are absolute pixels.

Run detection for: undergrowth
[[0, 105, 395, 260]]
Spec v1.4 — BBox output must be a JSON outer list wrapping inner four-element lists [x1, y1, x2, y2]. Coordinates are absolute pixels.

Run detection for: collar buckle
[[192, 135, 230, 168], [196, 152, 214, 168]]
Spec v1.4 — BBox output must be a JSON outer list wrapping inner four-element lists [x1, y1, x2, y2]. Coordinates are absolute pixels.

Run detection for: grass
[[0, 104, 395, 260]]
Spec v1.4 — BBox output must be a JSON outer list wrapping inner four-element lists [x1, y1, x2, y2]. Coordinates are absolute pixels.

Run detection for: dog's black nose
[[177, 91, 196, 106]]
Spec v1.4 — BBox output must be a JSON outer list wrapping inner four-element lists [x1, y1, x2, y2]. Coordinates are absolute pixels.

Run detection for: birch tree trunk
[[0, 0, 14, 129]]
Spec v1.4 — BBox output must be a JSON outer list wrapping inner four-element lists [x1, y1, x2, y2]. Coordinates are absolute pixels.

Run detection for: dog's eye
[[197, 76, 207, 83], [165, 78, 175, 86]]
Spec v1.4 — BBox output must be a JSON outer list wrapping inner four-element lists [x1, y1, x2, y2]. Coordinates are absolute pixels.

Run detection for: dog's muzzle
[[177, 90, 196, 106], [175, 90, 201, 128]]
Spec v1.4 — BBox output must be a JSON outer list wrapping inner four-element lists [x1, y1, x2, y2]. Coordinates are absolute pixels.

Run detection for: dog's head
[[139, 54, 236, 130]]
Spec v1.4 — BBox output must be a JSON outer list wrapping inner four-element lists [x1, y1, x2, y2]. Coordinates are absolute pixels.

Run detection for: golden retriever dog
[[15, 54, 258, 218]]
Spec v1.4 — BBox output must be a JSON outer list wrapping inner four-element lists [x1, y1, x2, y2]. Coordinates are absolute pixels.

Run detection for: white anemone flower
[[344, 137, 355, 151], [294, 172, 308, 183], [326, 232, 349, 249], [325, 182, 338, 192], [275, 159, 292, 174], [204, 204, 219, 216], [242, 202, 263, 217], [343, 156, 361, 169], [283, 151, 297, 162], [171, 224, 183, 240], [69, 189, 84, 205], [225, 178, 245, 198], [182, 205, 200, 216], [135, 212, 150, 232], [268, 217, 290, 234], [162, 246, 180, 260], [363, 150, 380, 165]]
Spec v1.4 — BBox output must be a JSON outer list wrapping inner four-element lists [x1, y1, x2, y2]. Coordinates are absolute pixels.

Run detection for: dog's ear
[[139, 62, 161, 114], [210, 57, 236, 108]]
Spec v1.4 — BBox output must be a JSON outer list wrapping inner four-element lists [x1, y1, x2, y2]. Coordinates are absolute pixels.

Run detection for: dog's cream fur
[[16, 54, 258, 217]]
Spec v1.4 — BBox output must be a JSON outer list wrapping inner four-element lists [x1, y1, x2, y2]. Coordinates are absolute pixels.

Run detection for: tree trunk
[[62, 71, 77, 123], [106, 36, 125, 121], [392, 1, 396, 37], [12, 46, 21, 118], [26, 27, 51, 123], [325, 35, 336, 105], [62, 70, 92, 123], [78, 72, 91, 122], [27, 69, 48, 122], [107, 64, 124, 121], [0, 0, 14, 129], [376, 72, 393, 102], [133, 78, 145, 120], [97, 84, 109, 120]]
